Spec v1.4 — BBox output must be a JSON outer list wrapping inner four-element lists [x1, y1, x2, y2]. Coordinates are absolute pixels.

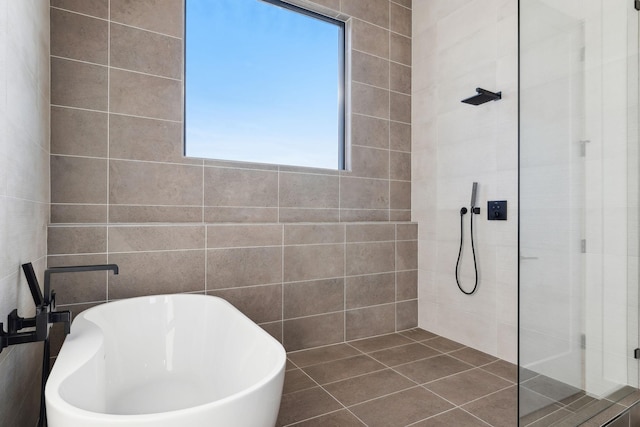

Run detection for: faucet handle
[[49, 311, 71, 335], [21, 263, 44, 308], [8, 309, 38, 335]]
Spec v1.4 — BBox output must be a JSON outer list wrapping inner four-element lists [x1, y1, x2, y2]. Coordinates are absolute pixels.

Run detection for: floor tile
[[520, 368, 538, 382], [276, 386, 342, 426], [369, 342, 440, 367], [481, 359, 517, 383], [399, 328, 439, 342], [324, 369, 415, 406], [426, 368, 511, 406], [287, 343, 361, 368], [394, 354, 473, 384], [462, 386, 517, 427], [523, 407, 572, 427], [350, 387, 454, 427], [521, 375, 582, 403], [302, 355, 385, 385], [449, 347, 498, 367], [413, 408, 491, 426], [283, 369, 317, 394], [286, 359, 297, 371], [423, 336, 466, 353], [348, 333, 414, 353], [519, 402, 565, 426], [289, 409, 366, 426], [519, 387, 560, 419], [609, 386, 640, 406]]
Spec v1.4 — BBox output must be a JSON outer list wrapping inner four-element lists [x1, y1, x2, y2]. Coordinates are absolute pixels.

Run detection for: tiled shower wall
[[48, 0, 416, 352], [0, 1, 50, 425], [412, 0, 518, 363]]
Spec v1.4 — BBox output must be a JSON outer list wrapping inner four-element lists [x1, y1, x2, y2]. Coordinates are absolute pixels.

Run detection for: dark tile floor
[[277, 328, 517, 426], [519, 375, 640, 427]]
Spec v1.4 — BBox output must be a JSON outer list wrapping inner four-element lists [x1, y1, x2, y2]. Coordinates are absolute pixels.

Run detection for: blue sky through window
[[185, 0, 342, 169]]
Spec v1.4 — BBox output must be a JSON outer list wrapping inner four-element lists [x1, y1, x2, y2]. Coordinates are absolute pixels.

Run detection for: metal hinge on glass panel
[[579, 140, 590, 157], [581, 239, 587, 253], [635, 0, 640, 11], [634, 348, 640, 359]]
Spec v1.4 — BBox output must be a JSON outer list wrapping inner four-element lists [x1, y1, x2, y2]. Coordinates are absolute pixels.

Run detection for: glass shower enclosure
[[519, 0, 640, 424]]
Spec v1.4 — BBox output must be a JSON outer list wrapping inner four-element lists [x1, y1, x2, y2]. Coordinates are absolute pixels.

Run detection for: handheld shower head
[[470, 182, 478, 208]]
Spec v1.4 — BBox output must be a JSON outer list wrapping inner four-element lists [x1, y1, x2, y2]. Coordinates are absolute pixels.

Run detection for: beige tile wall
[[412, 0, 518, 363], [49, 0, 416, 353], [0, 1, 51, 425]]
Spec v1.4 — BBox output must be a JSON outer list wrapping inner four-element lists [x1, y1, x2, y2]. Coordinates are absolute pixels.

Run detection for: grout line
[[201, 157, 205, 223], [51, 55, 182, 82], [351, 78, 410, 98], [349, 17, 410, 41], [352, 111, 411, 126], [204, 225, 207, 294], [280, 409, 346, 427], [50, 6, 182, 40], [281, 224, 285, 344], [351, 143, 411, 154], [351, 47, 412, 68], [283, 330, 519, 426], [343, 224, 346, 341], [106, 0, 111, 301], [50, 104, 183, 124]]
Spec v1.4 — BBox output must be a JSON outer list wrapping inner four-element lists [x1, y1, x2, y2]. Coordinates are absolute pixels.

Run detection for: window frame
[[183, 0, 347, 170]]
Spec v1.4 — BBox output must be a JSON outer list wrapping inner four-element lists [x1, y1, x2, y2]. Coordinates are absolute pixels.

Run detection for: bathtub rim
[[45, 293, 286, 421]]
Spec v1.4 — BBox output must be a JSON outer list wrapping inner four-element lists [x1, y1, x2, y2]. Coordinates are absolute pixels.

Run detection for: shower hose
[[455, 207, 479, 295]]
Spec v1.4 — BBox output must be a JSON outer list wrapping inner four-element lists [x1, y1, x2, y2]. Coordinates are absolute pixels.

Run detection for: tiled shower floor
[[278, 328, 517, 426]]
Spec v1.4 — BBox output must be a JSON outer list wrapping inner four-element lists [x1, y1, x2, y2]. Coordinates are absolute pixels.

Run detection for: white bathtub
[[46, 294, 286, 427]]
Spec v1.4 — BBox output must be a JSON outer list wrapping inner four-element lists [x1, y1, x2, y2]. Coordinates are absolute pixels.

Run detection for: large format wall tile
[[109, 114, 186, 163], [284, 312, 345, 351], [47, 254, 108, 305], [109, 160, 202, 206], [284, 278, 344, 318], [110, 0, 183, 38], [346, 241, 396, 275], [51, 57, 107, 110], [346, 304, 396, 340], [110, 23, 182, 79], [279, 172, 339, 208], [207, 224, 282, 248], [108, 250, 205, 298], [51, 107, 108, 157], [209, 284, 282, 324], [51, 155, 107, 204], [51, 0, 108, 18], [284, 244, 345, 282], [109, 69, 182, 121], [204, 167, 278, 208], [341, 0, 389, 28], [50, 8, 107, 64], [207, 247, 282, 289], [48, 0, 416, 356], [352, 19, 389, 58], [109, 225, 205, 252]]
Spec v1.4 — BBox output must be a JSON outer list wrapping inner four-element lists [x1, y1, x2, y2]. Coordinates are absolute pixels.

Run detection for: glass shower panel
[[519, 0, 640, 425]]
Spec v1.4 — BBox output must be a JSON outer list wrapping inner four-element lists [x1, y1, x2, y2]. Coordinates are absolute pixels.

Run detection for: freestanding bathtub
[[45, 294, 286, 427]]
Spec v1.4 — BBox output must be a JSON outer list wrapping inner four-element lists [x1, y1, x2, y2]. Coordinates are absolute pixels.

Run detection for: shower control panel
[[487, 201, 507, 220]]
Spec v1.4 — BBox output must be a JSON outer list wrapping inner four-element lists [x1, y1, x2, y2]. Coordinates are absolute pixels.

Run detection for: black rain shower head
[[461, 88, 502, 105]]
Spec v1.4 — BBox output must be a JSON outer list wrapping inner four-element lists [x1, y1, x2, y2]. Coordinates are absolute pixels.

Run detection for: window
[[185, 0, 346, 170]]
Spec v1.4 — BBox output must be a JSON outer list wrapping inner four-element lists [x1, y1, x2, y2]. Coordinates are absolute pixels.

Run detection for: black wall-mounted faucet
[[0, 263, 120, 352], [1, 262, 119, 427]]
